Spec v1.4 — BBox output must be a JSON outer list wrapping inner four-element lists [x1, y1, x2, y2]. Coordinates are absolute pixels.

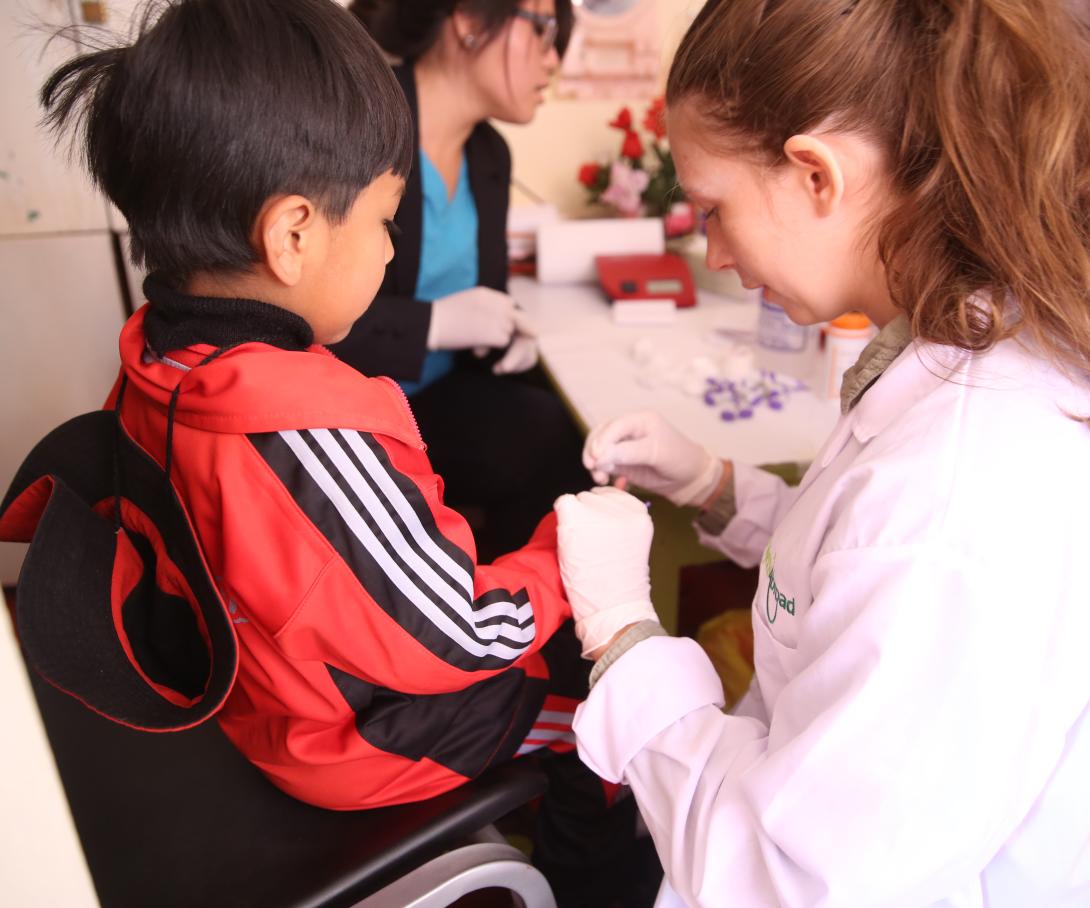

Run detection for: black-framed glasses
[[512, 9, 559, 53]]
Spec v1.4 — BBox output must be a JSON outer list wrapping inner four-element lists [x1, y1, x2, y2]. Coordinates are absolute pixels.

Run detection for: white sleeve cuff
[[573, 636, 726, 783]]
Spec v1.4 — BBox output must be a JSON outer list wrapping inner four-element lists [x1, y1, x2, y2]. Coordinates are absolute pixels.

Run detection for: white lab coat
[[574, 336, 1090, 907]]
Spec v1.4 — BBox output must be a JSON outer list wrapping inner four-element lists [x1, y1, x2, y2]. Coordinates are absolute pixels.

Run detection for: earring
[[462, 33, 477, 50]]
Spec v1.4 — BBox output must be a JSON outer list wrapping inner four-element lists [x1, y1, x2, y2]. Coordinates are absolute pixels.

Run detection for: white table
[[510, 277, 841, 468], [1, 613, 98, 907]]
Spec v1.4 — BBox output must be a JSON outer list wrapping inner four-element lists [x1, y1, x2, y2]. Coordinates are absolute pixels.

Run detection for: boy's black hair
[[41, 0, 414, 285]]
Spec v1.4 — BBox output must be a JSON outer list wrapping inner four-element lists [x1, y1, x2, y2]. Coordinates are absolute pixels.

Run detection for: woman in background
[[333, 0, 588, 562]]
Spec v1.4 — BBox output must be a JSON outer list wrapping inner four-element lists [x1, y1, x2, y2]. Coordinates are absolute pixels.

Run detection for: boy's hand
[[427, 287, 523, 352], [554, 487, 659, 657]]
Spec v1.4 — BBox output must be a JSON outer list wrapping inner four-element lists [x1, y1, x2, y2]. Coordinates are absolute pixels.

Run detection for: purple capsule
[[720, 410, 736, 422], [738, 409, 754, 419]]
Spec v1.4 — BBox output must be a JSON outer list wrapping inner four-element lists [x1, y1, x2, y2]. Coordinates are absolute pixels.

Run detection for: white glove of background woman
[[554, 487, 659, 656], [492, 333, 539, 375], [583, 410, 724, 507], [427, 286, 520, 351]]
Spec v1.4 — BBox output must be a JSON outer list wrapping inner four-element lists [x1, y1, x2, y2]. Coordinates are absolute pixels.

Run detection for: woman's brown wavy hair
[[668, 0, 1090, 382]]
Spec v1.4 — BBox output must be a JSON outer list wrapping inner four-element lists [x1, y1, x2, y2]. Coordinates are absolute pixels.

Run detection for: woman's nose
[[543, 44, 560, 74], [705, 235, 736, 272]]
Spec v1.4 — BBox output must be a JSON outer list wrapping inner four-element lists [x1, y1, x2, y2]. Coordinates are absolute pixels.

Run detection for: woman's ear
[[449, 8, 486, 52], [782, 135, 845, 216], [253, 195, 324, 287]]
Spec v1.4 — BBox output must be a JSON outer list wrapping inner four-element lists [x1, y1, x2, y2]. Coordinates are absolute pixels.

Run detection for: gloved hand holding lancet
[[583, 410, 725, 508]]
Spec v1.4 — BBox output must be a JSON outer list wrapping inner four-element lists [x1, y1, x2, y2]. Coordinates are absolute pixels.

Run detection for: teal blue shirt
[[401, 152, 479, 396]]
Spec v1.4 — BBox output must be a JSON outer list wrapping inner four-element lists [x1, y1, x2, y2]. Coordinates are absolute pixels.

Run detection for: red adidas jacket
[[109, 305, 576, 809]]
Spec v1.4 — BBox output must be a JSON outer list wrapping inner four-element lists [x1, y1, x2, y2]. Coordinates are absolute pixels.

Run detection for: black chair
[[27, 665, 557, 908], [3, 409, 557, 907]]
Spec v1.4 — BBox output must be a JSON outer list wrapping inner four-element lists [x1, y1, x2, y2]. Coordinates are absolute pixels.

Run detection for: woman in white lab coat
[[553, 1, 1090, 905]]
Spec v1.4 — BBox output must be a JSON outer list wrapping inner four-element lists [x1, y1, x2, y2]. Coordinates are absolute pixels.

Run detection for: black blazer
[[329, 63, 512, 381]]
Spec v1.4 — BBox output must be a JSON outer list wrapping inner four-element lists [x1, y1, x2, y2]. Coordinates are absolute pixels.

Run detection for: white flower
[[600, 160, 650, 216]]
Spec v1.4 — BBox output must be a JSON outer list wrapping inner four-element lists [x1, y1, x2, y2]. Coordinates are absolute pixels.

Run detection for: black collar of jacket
[[386, 62, 511, 297], [142, 274, 314, 355]]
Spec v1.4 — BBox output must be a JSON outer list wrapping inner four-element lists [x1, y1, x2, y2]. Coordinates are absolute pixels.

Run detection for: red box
[[594, 252, 697, 308]]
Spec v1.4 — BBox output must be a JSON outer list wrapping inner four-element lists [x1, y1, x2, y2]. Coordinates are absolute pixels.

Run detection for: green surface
[[645, 461, 805, 634], [646, 496, 721, 633]]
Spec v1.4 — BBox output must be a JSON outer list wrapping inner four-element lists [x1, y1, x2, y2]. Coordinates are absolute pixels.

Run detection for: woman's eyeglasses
[[513, 9, 559, 53]]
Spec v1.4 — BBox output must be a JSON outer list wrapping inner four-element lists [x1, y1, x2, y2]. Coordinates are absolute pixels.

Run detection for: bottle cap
[[828, 311, 871, 331]]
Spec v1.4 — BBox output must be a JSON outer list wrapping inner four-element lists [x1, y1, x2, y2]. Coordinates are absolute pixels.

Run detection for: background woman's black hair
[[350, 0, 574, 61], [40, 0, 414, 286]]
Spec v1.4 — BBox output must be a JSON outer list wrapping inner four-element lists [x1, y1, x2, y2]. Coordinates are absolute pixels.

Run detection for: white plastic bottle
[[757, 293, 809, 352], [821, 312, 875, 399]]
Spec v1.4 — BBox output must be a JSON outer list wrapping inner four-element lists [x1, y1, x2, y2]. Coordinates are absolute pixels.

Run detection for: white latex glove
[[493, 335, 538, 374], [427, 287, 518, 351], [554, 487, 659, 657], [583, 410, 724, 507]]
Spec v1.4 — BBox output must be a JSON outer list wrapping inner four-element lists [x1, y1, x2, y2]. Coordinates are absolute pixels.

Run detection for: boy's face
[[308, 171, 404, 344]]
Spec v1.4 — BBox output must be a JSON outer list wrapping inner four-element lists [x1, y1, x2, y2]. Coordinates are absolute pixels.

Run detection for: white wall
[[0, 0, 111, 235], [1, 0, 130, 586]]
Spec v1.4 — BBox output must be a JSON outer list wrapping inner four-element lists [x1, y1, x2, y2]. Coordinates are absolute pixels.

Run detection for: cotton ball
[[680, 371, 708, 396], [636, 353, 669, 389], [637, 368, 664, 389], [722, 344, 757, 381], [677, 355, 720, 396], [663, 362, 689, 389], [689, 355, 721, 380], [631, 337, 656, 365]]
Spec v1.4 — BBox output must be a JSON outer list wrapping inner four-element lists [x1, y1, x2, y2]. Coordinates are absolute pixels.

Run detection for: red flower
[[643, 96, 666, 140], [578, 162, 602, 187], [620, 129, 644, 161], [609, 107, 633, 131]]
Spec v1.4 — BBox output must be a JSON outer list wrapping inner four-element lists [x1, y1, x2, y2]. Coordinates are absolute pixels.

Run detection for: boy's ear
[[782, 135, 845, 216], [253, 195, 324, 287]]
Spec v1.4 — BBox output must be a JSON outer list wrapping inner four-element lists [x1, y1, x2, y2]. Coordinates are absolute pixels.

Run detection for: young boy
[[32, 0, 601, 824]]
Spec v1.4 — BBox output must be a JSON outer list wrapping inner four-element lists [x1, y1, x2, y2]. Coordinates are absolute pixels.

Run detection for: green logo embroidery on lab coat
[[763, 546, 796, 625]]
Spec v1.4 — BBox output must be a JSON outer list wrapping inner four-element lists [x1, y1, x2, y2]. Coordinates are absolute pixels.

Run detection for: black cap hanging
[[0, 400, 238, 731]]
